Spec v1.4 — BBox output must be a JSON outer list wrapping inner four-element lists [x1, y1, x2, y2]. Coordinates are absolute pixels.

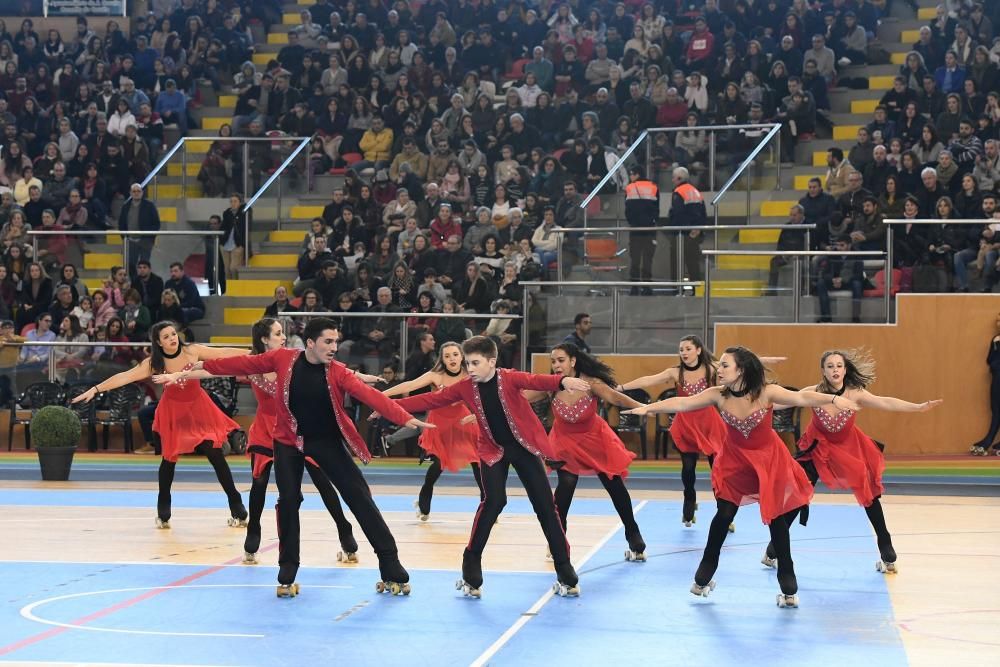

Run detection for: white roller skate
[[690, 580, 716, 597], [154, 517, 170, 529], [624, 549, 647, 562], [761, 551, 776, 569], [970, 445, 987, 456], [455, 579, 482, 598], [552, 581, 580, 597], [728, 523, 736, 533], [875, 559, 898, 574], [276, 583, 300, 598], [412, 499, 429, 522], [776, 593, 799, 608], [375, 580, 411, 595], [242, 551, 258, 565], [545, 547, 553, 562], [336, 551, 359, 564], [624, 532, 647, 562], [227, 516, 248, 528]]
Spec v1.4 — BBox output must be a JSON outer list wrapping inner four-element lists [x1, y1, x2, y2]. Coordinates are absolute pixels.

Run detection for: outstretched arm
[[395, 381, 466, 413], [618, 367, 677, 392], [189, 343, 250, 360], [72, 358, 152, 403], [759, 356, 787, 365], [591, 381, 644, 409], [765, 385, 861, 411], [339, 367, 422, 427], [623, 386, 723, 416], [857, 390, 943, 413], [152, 368, 217, 385], [202, 350, 278, 376], [521, 389, 550, 403], [383, 371, 438, 397]]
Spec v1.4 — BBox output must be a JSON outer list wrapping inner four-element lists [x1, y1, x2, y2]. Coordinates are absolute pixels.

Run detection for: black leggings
[[697, 499, 800, 595], [553, 468, 640, 537], [469, 441, 569, 565], [156, 441, 243, 521], [244, 452, 355, 554], [679, 452, 715, 503], [978, 379, 1000, 448], [274, 438, 396, 585], [417, 456, 484, 516]]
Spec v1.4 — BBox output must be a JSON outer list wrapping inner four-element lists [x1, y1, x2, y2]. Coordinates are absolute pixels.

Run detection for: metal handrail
[[140, 137, 187, 192], [710, 123, 782, 207], [881, 219, 988, 224], [279, 312, 521, 319], [548, 224, 816, 233], [519, 280, 703, 287], [244, 136, 315, 210], [701, 248, 888, 327], [579, 129, 648, 209]]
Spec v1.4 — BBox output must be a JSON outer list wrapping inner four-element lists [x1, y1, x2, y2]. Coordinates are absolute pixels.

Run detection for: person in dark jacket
[[624, 166, 659, 294], [667, 166, 706, 281], [118, 183, 161, 272], [163, 261, 205, 323]]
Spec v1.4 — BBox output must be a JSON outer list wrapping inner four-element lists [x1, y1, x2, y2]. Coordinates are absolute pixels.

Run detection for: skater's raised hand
[[368, 410, 381, 421], [405, 417, 437, 430], [354, 371, 387, 385], [917, 399, 944, 412], [152, 372, 185, 385], [71, 386, 99, 404], [459, 414, 477, 425], [561, 376, 591, 392], [621, 405, 649, 417]]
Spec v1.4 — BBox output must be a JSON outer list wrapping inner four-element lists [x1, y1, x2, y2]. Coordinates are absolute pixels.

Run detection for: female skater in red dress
[[761, 349, 942, 574], [619, 335, 784, 527], [154, 318, 379, 564], [625, 347, 860, 608], [527, 343, 647, 561], [73, 321, 249, 528], [382, 341, 484, 520]]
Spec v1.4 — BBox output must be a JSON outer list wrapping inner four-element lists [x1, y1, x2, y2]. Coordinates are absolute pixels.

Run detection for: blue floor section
[[0, 499, 907, 666]]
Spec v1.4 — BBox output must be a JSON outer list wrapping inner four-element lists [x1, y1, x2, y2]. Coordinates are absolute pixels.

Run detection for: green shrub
[[31, 406, 82, 448]]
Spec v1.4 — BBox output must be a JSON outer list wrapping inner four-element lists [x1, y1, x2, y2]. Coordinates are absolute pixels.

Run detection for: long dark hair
[[251, 317, 279, 355], [721, 346, 767, 402], [678, 334, 716, 385], [149, 320, 186, 373], [431, 341, 464, 373], [816, 348, 876, 393], [553, 342, 616, 387]]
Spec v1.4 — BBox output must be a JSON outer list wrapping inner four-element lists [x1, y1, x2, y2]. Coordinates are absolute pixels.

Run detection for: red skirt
[[798, 421, 885, 507], [419, 401, 480, 472], [550, 413, 636, 478], [153, 382, 240, 463], [712, 425, 814, 525], [670, 406, 726, 456]]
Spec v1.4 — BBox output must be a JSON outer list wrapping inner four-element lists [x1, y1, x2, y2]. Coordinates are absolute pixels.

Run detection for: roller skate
[[276, 564, 299, 597], [456, 549, 483, 598], [761, 543, 777, 569], [375, 556, 411, 596], [875, 538, 898, 574], [690, 579, 716, 597], [336, 529, 359, 564], [970, 443, 988, 456], [775, 567, 799, 608], [682, 499, 697, 527], [552, 560, 580, 597], [624, 530, 647, 562], [412, 499, 429, 522], [155, 497, 171, 529], [243, 528, 261, 565], [276, 583, 300, 597], [544, 547, 553, 562], [227, 500, 249, 527], [728, 523, 736, 533]]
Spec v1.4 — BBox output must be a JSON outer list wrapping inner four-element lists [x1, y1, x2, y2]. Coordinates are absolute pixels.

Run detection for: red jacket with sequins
[[393, 369, 562, 465], [203, 348, 414, 461]]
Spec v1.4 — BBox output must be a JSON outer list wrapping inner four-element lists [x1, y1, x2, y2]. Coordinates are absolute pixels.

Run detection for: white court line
[[20, 584, 351, 639], [470, 500, 649, 667], [0, 662, 236, 667]]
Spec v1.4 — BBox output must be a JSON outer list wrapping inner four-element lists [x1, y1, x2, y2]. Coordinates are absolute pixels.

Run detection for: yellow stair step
[[201, 117, 231, 131], [793, 174, 824, 190], [869, 76, 895, 90], [812, 151, 831, 167], [692, 280, 766, 297], [252, 53, 272, 66], [290, 205, 324, 219], [890, 52, 906, 65], [268, 32, 289, 44], [106, 234, 122, 245], [167, 163, 201, 177], [210, 336, 252, 345], [218, 95, 236, 108], [833, 125, 862, 140], [282, 13, 301, 24], [738, 228, 781, 244], [248, 254, 298, 268], [83, 278, 106, 291], [760, 200, 797, 217], [901, 29, 920, 43], [226, 279, 293, 297], [850, 99, 879, 114], [184, 140, 213, 154], [160, 207, 177, 223], [717, 255, 773, 270], [84, 253, 121, 270], [918, 7, 935, 19], [270, 230, 306, 243], [224, 307, 264, 325], [154, 184, 202, 198]]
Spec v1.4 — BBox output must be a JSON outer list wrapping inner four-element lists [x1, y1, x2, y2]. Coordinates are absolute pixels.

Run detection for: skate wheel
[[227, 516, 247, 528], [728, 523, 736, 533], [243, 551, 258, 565], [154, 518, 170, 529], [375, 581, 386, 593], [337, 551, 358, 564], [690, 580, 716, 597], [776, 593, 799, 608], [389, 582, 401, 595], [401, 583, 411, 595]]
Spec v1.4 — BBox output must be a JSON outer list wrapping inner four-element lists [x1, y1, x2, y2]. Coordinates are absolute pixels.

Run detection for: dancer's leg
[[553, 468, 579, 532]]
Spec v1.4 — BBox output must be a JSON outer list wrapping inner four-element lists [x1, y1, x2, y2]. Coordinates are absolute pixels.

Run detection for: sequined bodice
[[250, 374, 278, 397], [678, 376, 710, 397], [552, 394, 596, 424], [720, 407, 770, 439], [811, 407, 855, 434], [163, 363, 201, 397]]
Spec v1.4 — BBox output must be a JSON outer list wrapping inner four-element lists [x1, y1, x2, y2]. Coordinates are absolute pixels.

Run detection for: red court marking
[[0, 544, 279, 657]]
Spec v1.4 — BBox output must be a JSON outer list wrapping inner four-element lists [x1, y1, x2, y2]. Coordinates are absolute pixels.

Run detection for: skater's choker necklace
[[681, 361, 701, 372], [832, 384, 847, 396], [160, 346, 182, 359], [443, 366, 462, 377], [728, 385, 750, 398]]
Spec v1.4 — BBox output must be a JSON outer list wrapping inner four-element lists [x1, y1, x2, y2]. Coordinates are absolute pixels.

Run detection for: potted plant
[[32, 405, 82, 481]]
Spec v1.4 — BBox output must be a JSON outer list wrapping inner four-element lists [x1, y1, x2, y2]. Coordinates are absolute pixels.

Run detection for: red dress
[[712, 407, 814, 524], [248, 376, 279, 479], [797, 408, 885, 507], [550, 394, 636, 478], [419, 385, 480, 472], [670, 376, 726, 456], [153, 366, 240, 463]]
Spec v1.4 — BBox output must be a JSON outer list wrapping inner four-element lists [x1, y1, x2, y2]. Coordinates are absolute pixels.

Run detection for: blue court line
[[490, 502, 907, 667], [0, 488, 622, 517]]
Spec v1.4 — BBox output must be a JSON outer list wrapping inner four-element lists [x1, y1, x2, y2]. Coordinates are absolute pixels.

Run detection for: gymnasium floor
[[0, 455, 997, 667]]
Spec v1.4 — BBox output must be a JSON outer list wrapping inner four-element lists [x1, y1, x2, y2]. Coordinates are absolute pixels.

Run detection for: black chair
[[8, 381, 67, 450], [531, 393, 553, 432], [772, 385, 804, 449], [612, 388, 651, 459], [65, 383, 99, 452], [94, 384, 145, 452], [654, 388, 677, 459], [201, 376, 241, 416]]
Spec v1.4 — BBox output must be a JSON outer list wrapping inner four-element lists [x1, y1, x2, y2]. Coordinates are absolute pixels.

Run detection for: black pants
[[628, 230, 655, 282], [157, 441, 243, 520], [417, 455, 484, 516], [245, 452, 355, 553], [668, 232, 704, 281], [469, 441, 570, 565], [553, 468, 640, 536], [274, 438, 396, 584], [680, 451, 714, 504], [978, 378, 1000, 448], [139, 402, 159, 454]]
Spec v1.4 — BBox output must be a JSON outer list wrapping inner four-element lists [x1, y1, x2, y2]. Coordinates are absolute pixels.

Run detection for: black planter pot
[[37, 446, 76, 481]]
